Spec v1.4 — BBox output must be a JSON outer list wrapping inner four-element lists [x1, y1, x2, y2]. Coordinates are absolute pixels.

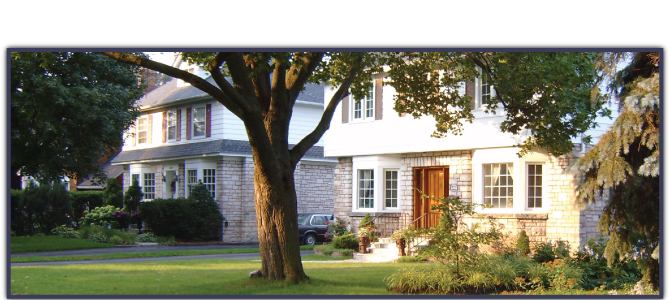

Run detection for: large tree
[[571, 52, 660, 288], [10, 52, 145, 186], [103, 51, 604, 282]]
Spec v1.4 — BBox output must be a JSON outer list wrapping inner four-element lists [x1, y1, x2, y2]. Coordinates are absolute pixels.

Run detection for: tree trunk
[[252, 152, 308, 282]]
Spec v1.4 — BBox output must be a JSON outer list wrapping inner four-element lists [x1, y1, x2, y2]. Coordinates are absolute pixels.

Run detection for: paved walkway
[[11, 243, 315, 267]]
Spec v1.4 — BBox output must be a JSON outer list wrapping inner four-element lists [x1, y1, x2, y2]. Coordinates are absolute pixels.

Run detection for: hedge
[[69, 191, 104, 220]]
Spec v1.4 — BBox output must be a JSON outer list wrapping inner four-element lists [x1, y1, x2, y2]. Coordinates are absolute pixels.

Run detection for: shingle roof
[[77, 153, 125, 189], [112, 139, 331, 164], [138, 77, 324, 108]]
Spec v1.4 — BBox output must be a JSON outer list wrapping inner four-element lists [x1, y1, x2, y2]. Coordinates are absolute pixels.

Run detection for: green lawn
[[11, 258, 404, 295], [11, 236, 114, 253]]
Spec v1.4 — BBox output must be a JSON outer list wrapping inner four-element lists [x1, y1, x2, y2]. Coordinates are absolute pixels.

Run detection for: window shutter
[[130, 125, 136, 146], [162, 111, 167, 143], [176, 109, 181, 141], [206, 104, 212, 137], [374, 78, 383, 120], [466, 81, 476, 110], [341, 96, 349, 123], [147, 115, 153, 144], [186, 107, 192, 140]]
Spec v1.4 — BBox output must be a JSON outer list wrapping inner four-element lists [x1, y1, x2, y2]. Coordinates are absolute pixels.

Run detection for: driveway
[[11, 243, 316, 266]]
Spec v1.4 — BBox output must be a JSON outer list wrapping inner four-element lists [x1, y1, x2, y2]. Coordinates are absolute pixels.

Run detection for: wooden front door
[[413, 167, 449, 229]]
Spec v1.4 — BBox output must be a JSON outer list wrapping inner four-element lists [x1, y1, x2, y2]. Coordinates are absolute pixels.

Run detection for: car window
[[311, 215, 327, 226], [298, 214, 310, 225]]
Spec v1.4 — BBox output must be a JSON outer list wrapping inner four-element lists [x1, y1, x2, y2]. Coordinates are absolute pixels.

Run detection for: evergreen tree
[[123, 179, 143, 213], [102, 178, 123, 208], [571, 52, 659, 288], [516, 230, 531, 256]]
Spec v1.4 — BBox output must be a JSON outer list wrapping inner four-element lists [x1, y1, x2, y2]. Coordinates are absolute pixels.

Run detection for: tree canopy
[[10, 52, 145, 184], [103, 51, 607, 282], [570, 52, 659, 288]]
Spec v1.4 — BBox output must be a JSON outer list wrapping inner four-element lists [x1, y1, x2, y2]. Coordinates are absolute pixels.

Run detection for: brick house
[[324, 74, 611, 250], [112, 63, 336, 243]]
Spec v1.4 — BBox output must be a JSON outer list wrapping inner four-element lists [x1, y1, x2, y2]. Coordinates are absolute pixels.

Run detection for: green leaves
[[11, 52, 144, 183]]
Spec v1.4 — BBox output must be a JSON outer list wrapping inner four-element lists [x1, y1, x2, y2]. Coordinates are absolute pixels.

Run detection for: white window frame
[[186, 169, 198, 198], [131, 173, 140, 186], [482, 163, 514, 209], [137, 117, 148, 144], [357, 169, 375, 209], [192, 106, 206, 138], [351, 85, 374, 122], [202, 168, 216, 199], [475, 67, 496, 110], [384, 169, 399, 209], [143, 173, 156, 200], [526, 163, 545, 210], [166, 110, 177, 141]]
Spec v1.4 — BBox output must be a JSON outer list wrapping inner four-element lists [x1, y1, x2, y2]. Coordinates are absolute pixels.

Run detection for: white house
[[325, 74, 611, 249], [112, 62, 336, 243]]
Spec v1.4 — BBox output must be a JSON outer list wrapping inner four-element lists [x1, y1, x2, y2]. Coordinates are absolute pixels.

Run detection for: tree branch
[[100, 52, 245, 118], [226, 53, 258, 102], [286, 52, 325, 106], [289, 55, 362, 166]]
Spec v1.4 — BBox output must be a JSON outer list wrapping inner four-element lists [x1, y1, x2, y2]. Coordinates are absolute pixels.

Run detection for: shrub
[[88, 232, 111, 243], [397, 255, 428, 263], [532, 240, 570, 264], [516, 230, 531, 256], [80, 205, 121, 228], [326, 217, 349, 239], [69, 190, 104, 220], [123, 179, 143, 213], [137, 233, 157, 242], [19, 181, 72, 235], [111, 211, 130, 229], [332, 233, 358, 250], [102, 178, 123, 208], [385, 265, 462, 294], [140, 183, 223, 241], [51, 225, 80, 239], [110, 235, 124, 245], [314, 244, 355, 256]]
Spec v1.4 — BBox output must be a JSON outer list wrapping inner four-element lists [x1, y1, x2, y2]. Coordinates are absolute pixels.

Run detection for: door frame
[[413, 166, 449, 228]]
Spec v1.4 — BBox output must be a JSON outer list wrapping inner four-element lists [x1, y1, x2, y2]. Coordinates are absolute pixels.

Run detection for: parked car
[[298, 213, 333, 245]]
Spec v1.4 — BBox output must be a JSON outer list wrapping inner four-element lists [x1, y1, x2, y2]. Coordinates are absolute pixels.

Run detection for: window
[[143, 173, 155, 200], [137, 117, 148, 144], [192, 107, 206, 137], [527, 164, 543, 208], [131, 174, 140, 186], [166, 110, 176, 141], [385, 170, 398, 208], [358, 169, 374, 208], [203, 168, 216, 199], [481, 76, 493, 104], [187, 169, 197, 197], [483, 163, 513, 209], [352, 86, 374, 121]]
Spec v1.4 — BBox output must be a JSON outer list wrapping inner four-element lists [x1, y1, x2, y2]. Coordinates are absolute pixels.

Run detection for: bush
[[77, 225, 135, 245], [51, 225, 80, 238], [123, 179, 143, 213], [109, 235, 124, 245], [69, 190, 104, 220], [102, 178, 124, 208], [140, 183, 223, 241], [137, 233, 157, 242], [19, 181, 72, 235], [332, 233, 358, 250], [314, 244, 355, 256], [11, 189, 25, 235], [532, 240, 570, 264], [516, 230, 531, 256], [80, 205, 121, 228]]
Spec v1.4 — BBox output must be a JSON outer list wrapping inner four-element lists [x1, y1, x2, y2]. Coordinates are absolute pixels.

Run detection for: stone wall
[[333, 157, 353, 221], [295, 163, 335, 214]]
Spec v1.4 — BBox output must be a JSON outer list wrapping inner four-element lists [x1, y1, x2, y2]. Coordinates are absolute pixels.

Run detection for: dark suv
[[298, 213, 333, 245]]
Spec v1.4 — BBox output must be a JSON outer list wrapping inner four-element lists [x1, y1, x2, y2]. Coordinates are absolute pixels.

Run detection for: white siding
[[324, 84, 617, 158]]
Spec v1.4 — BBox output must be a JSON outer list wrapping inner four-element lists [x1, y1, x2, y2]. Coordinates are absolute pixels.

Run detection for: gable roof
[[112, 139, 331, 164], [138, 77, 324, 109], [76, 153, 125, 190]]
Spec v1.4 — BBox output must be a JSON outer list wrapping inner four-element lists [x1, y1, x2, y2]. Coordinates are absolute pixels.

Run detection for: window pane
[[193, 107, 206, 137], [536, 198, 542, 207]]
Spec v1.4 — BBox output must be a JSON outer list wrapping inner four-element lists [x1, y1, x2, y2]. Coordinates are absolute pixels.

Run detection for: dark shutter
[[147, 115, 153, 144], [341, 96, 349, 123], [162, 111, 167, 143], [186, 107, 192, 140], [466, 81, 476, 110], [206, 104, 212, 137], [176, 109, 181, 141], [374, 78, 383, 120]]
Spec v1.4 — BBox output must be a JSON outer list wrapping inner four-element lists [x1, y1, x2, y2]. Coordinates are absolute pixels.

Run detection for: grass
[[10, 258, 406, 295], [11, 236, 114, 253]]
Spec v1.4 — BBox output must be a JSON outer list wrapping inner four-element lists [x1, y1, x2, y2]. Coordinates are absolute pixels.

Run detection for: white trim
[[383, 168, 400, 210], [524, 162, 548, 211], [350, 83, 375, 123], [166, 110, 177, 142]]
